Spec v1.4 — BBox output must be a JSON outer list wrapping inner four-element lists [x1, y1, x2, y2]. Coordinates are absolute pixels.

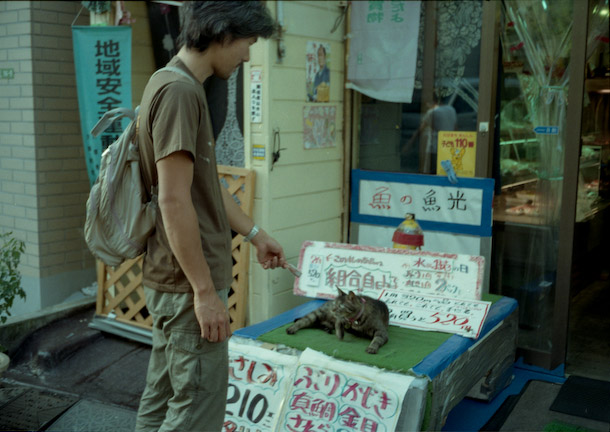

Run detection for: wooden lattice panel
[[96, 165, 255, 332], [96, 255, 152, 329]]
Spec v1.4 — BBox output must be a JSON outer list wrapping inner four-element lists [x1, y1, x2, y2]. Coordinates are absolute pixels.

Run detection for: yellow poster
[[437, 131, 477, 178]]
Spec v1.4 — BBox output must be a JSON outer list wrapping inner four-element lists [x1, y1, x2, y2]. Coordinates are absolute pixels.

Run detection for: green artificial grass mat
[[543, 420, 600, 432], [258, 293, 501, 374], [260, 322, 452, 374]]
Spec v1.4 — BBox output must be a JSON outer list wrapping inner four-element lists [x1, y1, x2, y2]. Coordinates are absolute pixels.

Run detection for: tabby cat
[[286, 287, 389, 354]]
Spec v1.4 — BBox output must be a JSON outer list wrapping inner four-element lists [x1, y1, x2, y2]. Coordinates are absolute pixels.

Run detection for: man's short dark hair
[[178, 1, 277, 52]]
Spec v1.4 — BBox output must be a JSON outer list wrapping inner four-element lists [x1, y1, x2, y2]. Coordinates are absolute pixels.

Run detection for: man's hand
[[250, 228, 287, 270], [193, 290, 232, 343]]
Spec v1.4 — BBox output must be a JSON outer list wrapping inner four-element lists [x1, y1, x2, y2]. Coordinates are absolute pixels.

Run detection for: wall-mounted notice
[[295, 241, 484, 301], [379, 290, 490, 338], [250, 69, 262, 123], [225, 340, 297, 432], [277, 349, 414, 432]]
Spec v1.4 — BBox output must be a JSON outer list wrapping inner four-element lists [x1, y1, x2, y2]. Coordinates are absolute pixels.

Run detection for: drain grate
[[0, 386, 78, 431], [0, 386, 27, 406]]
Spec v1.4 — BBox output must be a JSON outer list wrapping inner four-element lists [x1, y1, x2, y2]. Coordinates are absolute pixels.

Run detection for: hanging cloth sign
[[72, 26, 132, 186], [346, 1, 421, 103]]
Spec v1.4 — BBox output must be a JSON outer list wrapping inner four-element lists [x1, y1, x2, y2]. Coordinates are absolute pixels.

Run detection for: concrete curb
[[0, 297, 96, 356]]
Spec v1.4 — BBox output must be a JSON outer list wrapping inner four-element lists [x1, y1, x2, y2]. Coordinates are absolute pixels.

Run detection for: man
[[135, 2, 284, 431], [403, 93, 457, 173], [313, 44, 330, 102]]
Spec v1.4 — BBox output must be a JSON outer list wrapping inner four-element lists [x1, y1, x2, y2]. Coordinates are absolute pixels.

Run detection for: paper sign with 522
[[379, 290, 490, 338]]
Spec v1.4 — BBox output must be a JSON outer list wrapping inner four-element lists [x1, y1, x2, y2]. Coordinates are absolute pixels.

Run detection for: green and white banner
[[72, 26, 132, 186]]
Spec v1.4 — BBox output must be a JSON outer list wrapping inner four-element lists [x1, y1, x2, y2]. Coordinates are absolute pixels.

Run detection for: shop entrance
[[491, 0, 609, 372], [347, 0, 609, 373]]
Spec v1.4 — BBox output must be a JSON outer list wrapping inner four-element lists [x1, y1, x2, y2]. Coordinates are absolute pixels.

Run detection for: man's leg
[[160, 330, 229, 432], [135, 288, 173, 432], [159, 289, 230, 432]]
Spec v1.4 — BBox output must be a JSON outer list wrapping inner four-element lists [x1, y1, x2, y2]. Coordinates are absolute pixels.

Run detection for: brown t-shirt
[[138, 57, 232, 293]]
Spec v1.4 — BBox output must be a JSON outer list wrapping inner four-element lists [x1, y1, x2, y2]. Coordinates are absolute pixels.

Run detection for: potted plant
[[0, 231, 26, 374]]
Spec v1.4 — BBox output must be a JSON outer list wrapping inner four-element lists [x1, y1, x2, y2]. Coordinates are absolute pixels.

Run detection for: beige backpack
[[84, 106, 157, 267], [84, 66, 198, 266]]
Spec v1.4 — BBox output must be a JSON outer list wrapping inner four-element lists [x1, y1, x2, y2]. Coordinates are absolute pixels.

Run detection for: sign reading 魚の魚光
[[293, 241, 490, 338]]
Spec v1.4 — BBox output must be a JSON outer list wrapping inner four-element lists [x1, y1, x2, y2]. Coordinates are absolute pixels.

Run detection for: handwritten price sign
[[295, 241, 485, 300], [379, 290, 490, 338], [277, 349, 414, 432], [225, 340, 297, 432]]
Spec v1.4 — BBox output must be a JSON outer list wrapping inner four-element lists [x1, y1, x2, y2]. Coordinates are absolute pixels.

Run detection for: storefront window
[[492, 0, 609, 357], [356, 2, 483, 174]]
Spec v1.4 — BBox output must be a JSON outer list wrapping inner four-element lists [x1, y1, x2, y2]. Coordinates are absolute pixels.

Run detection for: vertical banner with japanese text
[[72, 26, 132, 186]]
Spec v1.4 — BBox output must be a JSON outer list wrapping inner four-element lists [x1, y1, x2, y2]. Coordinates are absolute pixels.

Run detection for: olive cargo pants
[[135, 287, 229, 432]]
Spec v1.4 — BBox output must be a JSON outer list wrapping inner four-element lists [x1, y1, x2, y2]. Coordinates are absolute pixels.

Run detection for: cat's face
[[332, 288, 360, 318]]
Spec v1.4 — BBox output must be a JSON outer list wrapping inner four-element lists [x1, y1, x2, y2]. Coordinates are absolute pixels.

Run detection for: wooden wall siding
[[246, 1, 347, 324], [95, 166, 255, 332]]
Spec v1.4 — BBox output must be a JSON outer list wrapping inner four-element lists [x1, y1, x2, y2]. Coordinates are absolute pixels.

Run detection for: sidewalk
[[0, 305, 148, 432]]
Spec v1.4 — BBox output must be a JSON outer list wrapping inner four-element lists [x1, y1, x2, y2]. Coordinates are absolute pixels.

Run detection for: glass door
[[492, 0, 598, 369], [566, 0, 610, 379]]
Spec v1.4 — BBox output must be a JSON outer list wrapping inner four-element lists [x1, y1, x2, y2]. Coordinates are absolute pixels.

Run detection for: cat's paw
[[286, 325, 297, 334], [366, 346, 379, 354]]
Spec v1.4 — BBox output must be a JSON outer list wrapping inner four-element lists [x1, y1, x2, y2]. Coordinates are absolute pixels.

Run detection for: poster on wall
[[437, 131, 477, 177], [306, 41, 331, 102], [225, 340, 298, 432], [303, 105, 336, 149], [72, 26, 132, 187], [277, 349, 414, 432]]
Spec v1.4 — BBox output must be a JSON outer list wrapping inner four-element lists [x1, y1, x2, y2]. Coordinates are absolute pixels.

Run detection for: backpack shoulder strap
[[152, 66, 199, 86], [90, 106, 138, 137]]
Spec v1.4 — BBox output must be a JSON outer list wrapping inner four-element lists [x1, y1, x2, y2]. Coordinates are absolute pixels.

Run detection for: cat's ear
[[348, 291, 357, 299], [336, 286, 346, 297]]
